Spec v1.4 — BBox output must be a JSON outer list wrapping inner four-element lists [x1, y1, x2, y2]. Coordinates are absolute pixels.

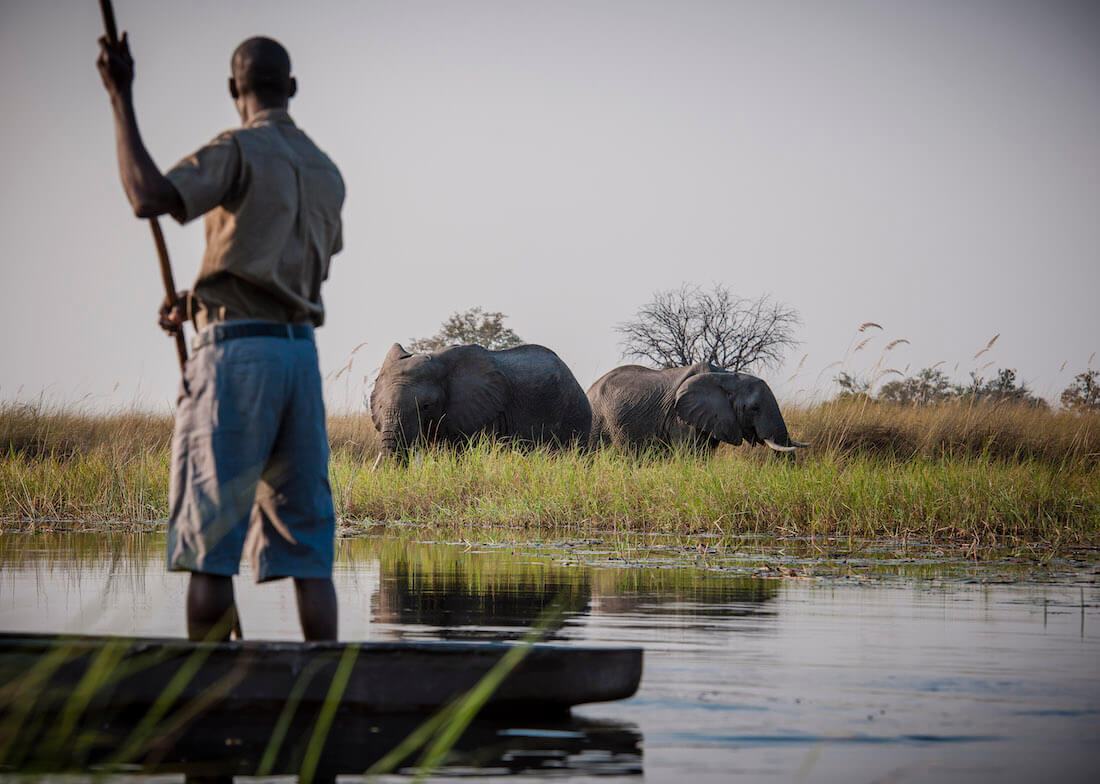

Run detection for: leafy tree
[[878, 367, 955, 406], [1060, 370, 1100, 412], [957, 368, 1047, 408], [617, 283, 800, 372], [835, 371, 872, 400], [408, 307, 524, 353], [836, 365, 1051, 408]]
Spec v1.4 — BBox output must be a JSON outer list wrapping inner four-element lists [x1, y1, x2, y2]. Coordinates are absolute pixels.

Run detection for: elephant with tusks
[[370, 343, 591, 462], [587, 363, 807, 453]]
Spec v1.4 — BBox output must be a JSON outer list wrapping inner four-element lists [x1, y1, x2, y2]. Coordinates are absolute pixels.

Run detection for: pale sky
[[1, 0, 1097, 412]]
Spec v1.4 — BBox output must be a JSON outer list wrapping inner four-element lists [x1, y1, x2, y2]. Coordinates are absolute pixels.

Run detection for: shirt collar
[[246, 108, 296, 128]]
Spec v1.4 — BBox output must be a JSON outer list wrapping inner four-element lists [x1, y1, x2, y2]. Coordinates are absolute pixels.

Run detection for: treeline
[[411, 289, 1097, 414], [837, 367, 1099, 412]]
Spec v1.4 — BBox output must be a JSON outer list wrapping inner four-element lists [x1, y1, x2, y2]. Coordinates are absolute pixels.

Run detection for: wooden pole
[[99, 0, 188, 372], [99, 1, 242, 641]]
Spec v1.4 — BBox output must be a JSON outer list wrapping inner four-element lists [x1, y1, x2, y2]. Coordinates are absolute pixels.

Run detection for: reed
[[786, 397, 1099, 465], [343, 443, 1097, 545], [0, 402, 172, 461], [2, 401, 1097, 547]]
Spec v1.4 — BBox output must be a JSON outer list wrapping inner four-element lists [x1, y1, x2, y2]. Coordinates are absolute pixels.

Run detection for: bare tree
[[409, 307, 524, 352], [617, 284, 800, 372]]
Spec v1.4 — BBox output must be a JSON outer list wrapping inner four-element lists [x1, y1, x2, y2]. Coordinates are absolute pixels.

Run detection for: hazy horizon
[[2, 0, 1097, 413]]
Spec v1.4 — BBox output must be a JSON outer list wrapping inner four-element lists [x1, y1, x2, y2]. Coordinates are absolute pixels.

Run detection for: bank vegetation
[[2, 399, 1097, 548]]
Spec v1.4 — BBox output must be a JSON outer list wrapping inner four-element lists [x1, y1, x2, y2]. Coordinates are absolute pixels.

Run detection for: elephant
[[370, 343, 592, 460], [587, 363, 807, 453]]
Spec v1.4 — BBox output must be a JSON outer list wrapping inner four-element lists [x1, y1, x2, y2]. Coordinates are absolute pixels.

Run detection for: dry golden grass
[[785, 398, 1099, 466], [4, 399, 1097, 468], [0, 404, 380, 463], [327, 413, 381, 462], [0, 403, 172, 461]]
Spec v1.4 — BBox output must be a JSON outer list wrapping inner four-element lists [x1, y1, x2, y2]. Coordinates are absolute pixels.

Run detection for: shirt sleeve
[[331, 220, 343, 256], [164, 131, 241, 224], [329, 168, 345, 258]]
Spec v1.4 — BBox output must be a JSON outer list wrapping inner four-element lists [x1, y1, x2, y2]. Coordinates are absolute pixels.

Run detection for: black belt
[[192, 322, 313, 351]]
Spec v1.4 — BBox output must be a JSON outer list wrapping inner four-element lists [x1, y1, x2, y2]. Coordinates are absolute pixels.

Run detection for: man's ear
[[228, 77, 239, 100], [288, 76, 297, 99]]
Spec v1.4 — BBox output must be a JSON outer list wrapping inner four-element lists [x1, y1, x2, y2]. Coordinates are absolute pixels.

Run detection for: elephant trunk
[[379, 430, 399, 455], [756, 405, 809, 453], [377, 424, 410, 464], [378, 415, 413, 464]]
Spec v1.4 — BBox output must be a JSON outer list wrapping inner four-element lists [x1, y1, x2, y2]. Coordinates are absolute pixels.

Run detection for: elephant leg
[[588, 412, 611, 450]]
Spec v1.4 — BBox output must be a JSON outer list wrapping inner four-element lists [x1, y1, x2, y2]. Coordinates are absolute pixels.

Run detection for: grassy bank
[[2, 400, 1097, 547], [342, 446, 1097, 544]]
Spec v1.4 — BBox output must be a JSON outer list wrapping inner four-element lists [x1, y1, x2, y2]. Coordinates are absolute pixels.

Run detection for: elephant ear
[[443, 346, 510, 434], [673, 373, 743, 444]]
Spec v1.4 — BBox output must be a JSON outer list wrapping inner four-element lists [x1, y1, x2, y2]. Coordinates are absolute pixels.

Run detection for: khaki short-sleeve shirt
[[166, 109, 344, 327]]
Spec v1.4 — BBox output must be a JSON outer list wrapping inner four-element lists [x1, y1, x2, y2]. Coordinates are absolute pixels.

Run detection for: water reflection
[[2, 531, 1098, 782], [369, 540, 591, 641], [359, 537, 780, 643], [0, 533, 651, 779], [6, 704, 641, 779], [0, 532, 781, 642], [0, 532, 778, 779]]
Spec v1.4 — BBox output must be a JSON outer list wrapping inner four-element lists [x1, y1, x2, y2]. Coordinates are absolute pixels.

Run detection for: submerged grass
[[2, 400, 1098, 546]]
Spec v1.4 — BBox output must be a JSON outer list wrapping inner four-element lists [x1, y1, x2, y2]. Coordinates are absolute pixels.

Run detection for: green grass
[[344, 444, 1097, 545], [2, 401, 1098, 547]]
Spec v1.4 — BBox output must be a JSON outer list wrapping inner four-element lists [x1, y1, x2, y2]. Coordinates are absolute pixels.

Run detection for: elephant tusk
[[370, 453, 384, 473], [764, 438, 798, 452], [790, 440, 810, 448]]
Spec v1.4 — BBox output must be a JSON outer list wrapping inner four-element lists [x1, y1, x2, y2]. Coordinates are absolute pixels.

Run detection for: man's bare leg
[[186, 573, 239, 642], [294, 577, 338, 641]]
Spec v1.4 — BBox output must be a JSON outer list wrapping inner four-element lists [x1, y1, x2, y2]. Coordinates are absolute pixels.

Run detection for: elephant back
[[587, 365, 680, 448], [490, 344, 591, 447], [587, 363, 725, 449]]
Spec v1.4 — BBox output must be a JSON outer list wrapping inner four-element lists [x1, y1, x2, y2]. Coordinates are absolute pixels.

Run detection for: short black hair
[[231, 37, 293, 101]]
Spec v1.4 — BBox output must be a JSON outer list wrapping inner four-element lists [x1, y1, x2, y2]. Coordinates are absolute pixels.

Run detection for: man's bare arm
[[97, 33, 183, 219]]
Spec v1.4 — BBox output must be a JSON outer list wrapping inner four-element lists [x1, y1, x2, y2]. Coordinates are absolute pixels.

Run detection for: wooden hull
[[0, 632, 642, 715], [0, 633, 644, 776]]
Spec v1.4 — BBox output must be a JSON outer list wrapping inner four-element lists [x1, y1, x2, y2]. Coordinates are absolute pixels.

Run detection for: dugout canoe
[[0, 632, 642, 717]]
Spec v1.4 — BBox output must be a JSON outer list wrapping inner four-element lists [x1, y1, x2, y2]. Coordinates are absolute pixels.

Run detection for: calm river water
[[1, 531, 1098, 783]]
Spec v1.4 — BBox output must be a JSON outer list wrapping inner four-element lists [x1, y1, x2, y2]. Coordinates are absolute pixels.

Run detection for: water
[[1, 531, 1098, 782]]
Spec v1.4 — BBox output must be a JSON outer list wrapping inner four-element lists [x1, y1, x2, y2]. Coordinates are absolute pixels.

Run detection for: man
[[97, 33, 344, 642]]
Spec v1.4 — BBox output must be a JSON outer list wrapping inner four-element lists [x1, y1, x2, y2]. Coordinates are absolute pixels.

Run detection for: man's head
[[229, 37, 296, 117]]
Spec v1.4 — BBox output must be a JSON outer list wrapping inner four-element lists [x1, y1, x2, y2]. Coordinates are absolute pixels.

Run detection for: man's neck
[[237, 95, 289, 126]]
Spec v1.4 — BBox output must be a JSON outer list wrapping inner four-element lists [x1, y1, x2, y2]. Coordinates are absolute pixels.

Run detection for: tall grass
[[787, 397, 1099, 465], [345, 444, 1097, 544], [3, 400, 1097, 546], [0, 403, 172, 461]]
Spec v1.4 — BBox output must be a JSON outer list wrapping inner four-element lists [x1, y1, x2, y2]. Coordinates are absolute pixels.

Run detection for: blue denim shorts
[[167, 321, 335, 582]]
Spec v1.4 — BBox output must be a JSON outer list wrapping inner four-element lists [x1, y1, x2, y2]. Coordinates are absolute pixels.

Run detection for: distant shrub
[[1061, 370, 1100, 412]]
